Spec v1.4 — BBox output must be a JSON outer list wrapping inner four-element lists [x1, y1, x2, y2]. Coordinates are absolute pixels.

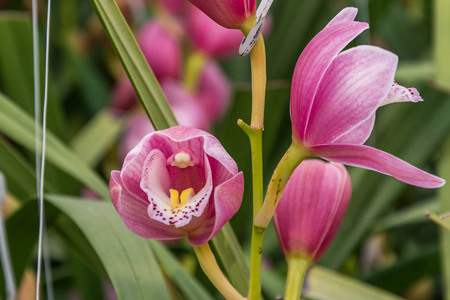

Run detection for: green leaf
[[0, 93, 109, 199], [70, 110, 123, 167], [149, 241, 214, 300], [46, 195, 171, 300], [438, 137, 450, 299], [0, 12, 66, 139], [375, 198, 438, 232], [211, 223, 250, 295], [0, 199, 60, 299], [88, 0, 177, 130], [305, 266, 404, 300]]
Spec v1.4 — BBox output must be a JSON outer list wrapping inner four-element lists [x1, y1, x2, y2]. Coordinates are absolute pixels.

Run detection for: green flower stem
[[239, 17, 267, 300], [254, 140, 311, 229], [238, 120, 264, 300], [241, 20, 267, 129], [284, 255, 312, 300], [193, 243, 246, 300], [184, 51, 207, 93]]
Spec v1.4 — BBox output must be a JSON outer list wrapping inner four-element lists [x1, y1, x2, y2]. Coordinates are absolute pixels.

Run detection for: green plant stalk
[[184, 51, 207, 93], [438, 137, 450, 300], [254, 140, 311, 229], [238, 121, 264, 299], [284, 255, 311, 300], [238, 18, 267, 300], [193, 243, 246, 300], [434, 0, 450, 89]]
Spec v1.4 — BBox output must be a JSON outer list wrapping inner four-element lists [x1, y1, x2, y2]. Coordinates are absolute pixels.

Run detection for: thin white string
[[0, 172, 16, 300], [35, 0, 53, 298]]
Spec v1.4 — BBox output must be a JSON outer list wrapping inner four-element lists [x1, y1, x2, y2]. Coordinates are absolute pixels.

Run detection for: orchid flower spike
[[290, 7, 444, 189], [187, 0, 256, 29], [110, 126, 244, 246], [274, 160, 352, 262]]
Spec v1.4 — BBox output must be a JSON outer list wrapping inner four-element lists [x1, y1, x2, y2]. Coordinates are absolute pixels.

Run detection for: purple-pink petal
[[290, 20, 369, 142], [380, 81, 424, 106], [188, 172, 244, 246], [110, 171, 186, 240], [274, 160, 351, 261], [326, 7, 358, 27], [332, 113, 375, 145], [304, 46, 397, 145], [187, 0, 256, 29], [310, 143, 446, 188]]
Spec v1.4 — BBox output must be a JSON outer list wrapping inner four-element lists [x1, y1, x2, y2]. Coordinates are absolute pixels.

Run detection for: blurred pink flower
[[110, 126, 244, 246], [186, 5, 243, 57], [274, 160, 351, 262], [159, 0, 187, 14], [290, 7, 444, 188], [197, 61, 231, 120], [138, 20, 181, 80], [187, 0, 255, 29], [109, 77, 137, 113]]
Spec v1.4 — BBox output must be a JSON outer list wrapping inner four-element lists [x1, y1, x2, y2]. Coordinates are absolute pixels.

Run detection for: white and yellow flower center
[[170, 152, 195, 168], [169, 188, 196, 208]]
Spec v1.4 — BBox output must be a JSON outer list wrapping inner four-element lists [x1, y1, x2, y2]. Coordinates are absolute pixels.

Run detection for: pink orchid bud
[[110, 126, 244, 246], [138, 20, 181, 80], [186, 5, 244, 57], [274, 160, 351, 262], [187, 0, 256, 29], [290, 7, 445, 188]]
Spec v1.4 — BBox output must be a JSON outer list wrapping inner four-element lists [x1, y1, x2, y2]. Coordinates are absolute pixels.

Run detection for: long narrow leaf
[[88, 0, 177, 130], [150, 241, 214, 300], [46, 195, 171, 300], [70, 110, 123, 167], [0, 93, 109, 198]]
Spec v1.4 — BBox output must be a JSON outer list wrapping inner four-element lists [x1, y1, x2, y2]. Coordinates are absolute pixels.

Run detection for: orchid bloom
[[274, 160, 352, 262], [187, 0, 256, 29], [110, 126, 244, 246], [290, 7, 444, 188], [138, 20, 181, 81]]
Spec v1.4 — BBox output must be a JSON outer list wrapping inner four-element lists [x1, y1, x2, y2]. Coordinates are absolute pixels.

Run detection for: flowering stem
[[184, 51, 207, 93], [254, 140, 311, 229], [241, 20, 267, 129], [284, 255, 312, 300], [193, 243, 246, 300], [238, 120, 264, 300]]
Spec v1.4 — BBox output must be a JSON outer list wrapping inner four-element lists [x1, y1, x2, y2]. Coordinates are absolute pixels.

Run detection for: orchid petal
[[380, 81, 424, 106], [333, 113, 375, 144], [110, 171, 186, 239], [188, 0, 256, 29], [326, 7, 358, 27], [188, 172, 244, 246], [305, 46, 397, 145], [290, 21, 369, 142], [310, 144, 446, 188]]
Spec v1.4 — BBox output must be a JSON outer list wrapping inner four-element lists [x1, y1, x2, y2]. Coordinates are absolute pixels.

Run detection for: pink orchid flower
[[110, 126, 244, 246], [291, 7, 445, 188], [138, 20, 181, 81], [187, 0, 255, 29], [274, 160, 352, 262]]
